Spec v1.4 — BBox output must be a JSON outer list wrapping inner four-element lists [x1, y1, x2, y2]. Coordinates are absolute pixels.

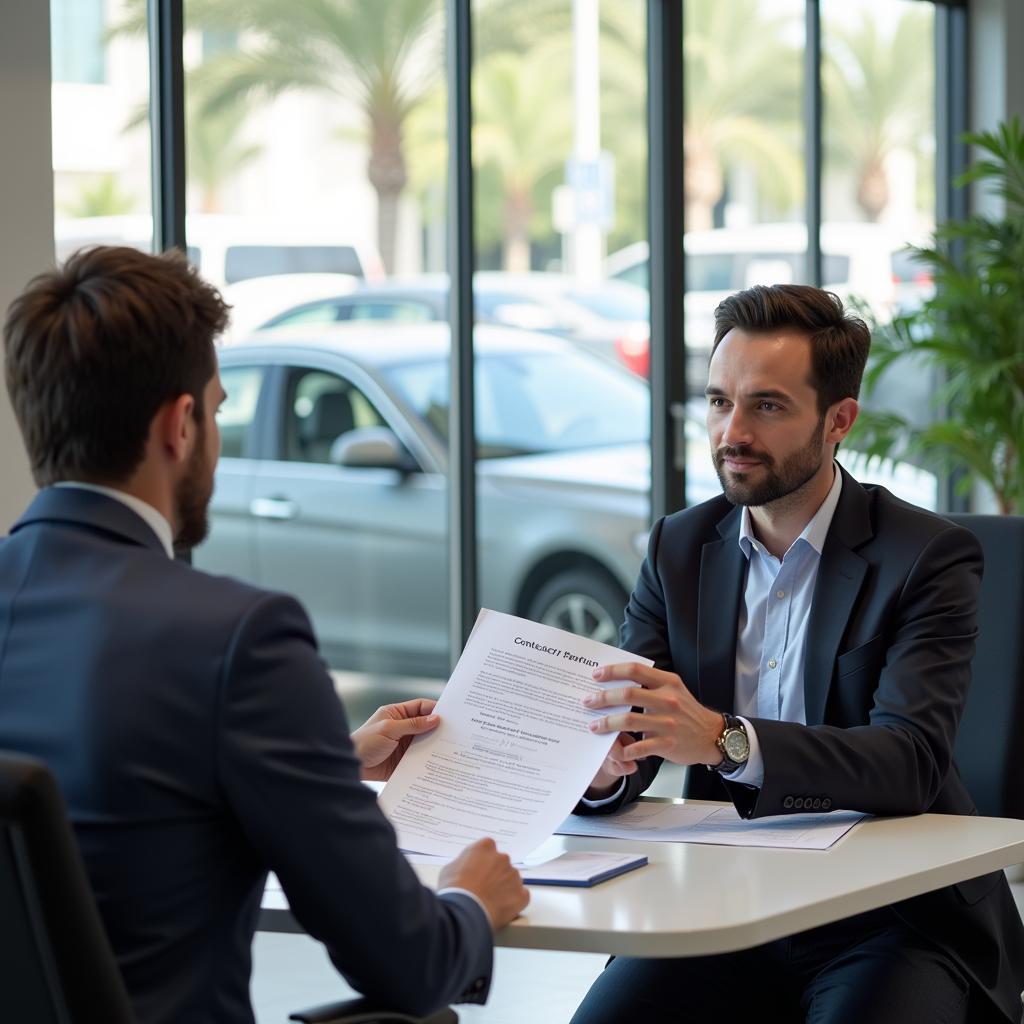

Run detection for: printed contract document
[[379, 608, 653, 860]]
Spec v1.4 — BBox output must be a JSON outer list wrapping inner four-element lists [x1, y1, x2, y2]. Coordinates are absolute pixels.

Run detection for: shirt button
[[768, 658, 777, 669], [776, 589, 785, 598]]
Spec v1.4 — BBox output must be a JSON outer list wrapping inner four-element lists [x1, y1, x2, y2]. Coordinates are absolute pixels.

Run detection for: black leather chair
[[0, 751, 455, 1024], [948, 514, 1024, 818]]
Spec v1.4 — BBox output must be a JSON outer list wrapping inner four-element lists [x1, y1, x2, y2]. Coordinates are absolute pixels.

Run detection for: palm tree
[[177, 0, 443, 273], [186, 98, 263, 215], [471, 49, 573, 271], [600, 0, 803, 232], [823, 8, 932, 222]]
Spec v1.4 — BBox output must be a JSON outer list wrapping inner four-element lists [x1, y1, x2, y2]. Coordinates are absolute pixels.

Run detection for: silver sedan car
[[196, 323, 717, 677]]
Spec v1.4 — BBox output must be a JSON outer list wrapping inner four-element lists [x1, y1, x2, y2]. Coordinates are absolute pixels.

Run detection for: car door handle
[[249, 497, 299, 520]]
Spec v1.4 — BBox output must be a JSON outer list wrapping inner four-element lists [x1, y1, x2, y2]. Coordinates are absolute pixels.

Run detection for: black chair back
[[0, 751, 135, 1023], [948, 514, 1024, 818]]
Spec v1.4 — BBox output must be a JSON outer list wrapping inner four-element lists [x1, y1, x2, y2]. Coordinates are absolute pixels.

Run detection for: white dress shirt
[[728, 464, 843, 787]]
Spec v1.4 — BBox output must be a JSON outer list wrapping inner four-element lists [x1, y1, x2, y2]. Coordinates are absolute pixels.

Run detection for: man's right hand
[[439, 837, 529, 930], [585, 731, 638, 800]]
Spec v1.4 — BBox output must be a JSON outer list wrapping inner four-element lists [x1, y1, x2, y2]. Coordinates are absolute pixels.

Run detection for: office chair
[[947, 514, 1024, 818], [0, 751, 455, 1024]]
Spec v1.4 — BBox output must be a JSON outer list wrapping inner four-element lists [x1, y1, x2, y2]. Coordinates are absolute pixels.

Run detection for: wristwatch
[[712, 714, 750, 774]]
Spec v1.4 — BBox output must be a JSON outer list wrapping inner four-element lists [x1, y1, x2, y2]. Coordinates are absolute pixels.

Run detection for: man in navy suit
[[573, 285, 1024, 1023], [0, 245, 528, 1024]]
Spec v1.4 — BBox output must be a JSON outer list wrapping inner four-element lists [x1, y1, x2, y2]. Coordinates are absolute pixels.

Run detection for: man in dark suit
[[0, 245, 528, 1024], [573, 284, 1024, 1023]]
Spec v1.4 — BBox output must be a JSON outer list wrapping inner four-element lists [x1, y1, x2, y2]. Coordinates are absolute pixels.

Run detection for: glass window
[[266, 303, 342, 328], [224, 245, 365, 284], [386, 348, 649, 457], [346, 301, 436, 323], [51, 0, 106, 84], [188, 0, 451, 695], [52, 3, 153, 259], [682, 0, 805, 503], [217, 365, 264, 459], [822, 0, 938, 509]]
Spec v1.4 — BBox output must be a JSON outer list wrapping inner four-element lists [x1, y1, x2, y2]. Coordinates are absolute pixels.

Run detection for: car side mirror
[[329, 427, 418, 473]]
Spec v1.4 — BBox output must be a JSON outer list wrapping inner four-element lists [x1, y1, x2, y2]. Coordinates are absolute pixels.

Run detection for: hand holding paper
[[379, 609, 654, 861]]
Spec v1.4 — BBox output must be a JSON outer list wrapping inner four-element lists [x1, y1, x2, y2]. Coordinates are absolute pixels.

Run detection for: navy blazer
[[0, 487, 491, 1024], [586, 467, 1024, 1022]]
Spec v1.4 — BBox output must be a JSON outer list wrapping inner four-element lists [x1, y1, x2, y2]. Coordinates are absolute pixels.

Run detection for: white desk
[[259, 798, 1024, 958]]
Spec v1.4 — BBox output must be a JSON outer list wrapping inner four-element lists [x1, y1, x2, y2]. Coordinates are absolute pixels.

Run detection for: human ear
[[156, 394, 196, 464], [827, 398, 859, 444]]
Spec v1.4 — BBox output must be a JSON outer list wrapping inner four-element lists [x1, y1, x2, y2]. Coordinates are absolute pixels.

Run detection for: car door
[[249, 359, 448, 676], [194, 362, 267, 581]]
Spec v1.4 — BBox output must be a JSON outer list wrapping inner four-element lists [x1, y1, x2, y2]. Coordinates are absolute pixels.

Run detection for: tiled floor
[[249, 675, 1024, 1023]]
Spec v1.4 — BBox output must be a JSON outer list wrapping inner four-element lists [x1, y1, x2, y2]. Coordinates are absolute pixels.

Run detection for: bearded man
[[572, 284, 1024, 1024], [0, 246, 527, 1024]]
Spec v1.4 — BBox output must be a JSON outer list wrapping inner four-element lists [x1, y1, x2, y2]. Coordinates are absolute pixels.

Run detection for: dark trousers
[[570, 908, 972, 1024]]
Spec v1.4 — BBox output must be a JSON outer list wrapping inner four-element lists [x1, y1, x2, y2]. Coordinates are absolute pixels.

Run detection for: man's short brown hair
[[712, 283, 871, 412], [3, 245, 229, 487]]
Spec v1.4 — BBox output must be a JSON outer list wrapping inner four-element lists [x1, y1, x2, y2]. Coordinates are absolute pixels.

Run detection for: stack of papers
[[557, 803, 865, 851]]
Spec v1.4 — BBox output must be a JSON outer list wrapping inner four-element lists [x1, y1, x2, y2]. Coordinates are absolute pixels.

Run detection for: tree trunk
[[684, 133, 722, 232], [857, 154, 889, 223], [367, 114, 409, 274], [503, 189, 532, 272]]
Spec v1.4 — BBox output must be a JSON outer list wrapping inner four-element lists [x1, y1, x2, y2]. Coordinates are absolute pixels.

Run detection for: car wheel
[[526, 569, 626, 645]]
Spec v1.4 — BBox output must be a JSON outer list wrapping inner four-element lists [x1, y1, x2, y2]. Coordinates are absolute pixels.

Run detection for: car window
[[344, 300, 436, 323], [267, 302, 342, 327], [224, 244, 363, 284], [385, 349, 649, 457], [217, 365, 264, 459], [282, 367, 386, 464]]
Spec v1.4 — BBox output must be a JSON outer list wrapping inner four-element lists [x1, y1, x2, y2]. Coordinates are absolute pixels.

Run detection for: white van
[[53, 214, 385, 289]]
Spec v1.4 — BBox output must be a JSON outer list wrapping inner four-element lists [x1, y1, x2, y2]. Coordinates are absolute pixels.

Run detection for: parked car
[[195, 322, 936, 676], [605, 222, 910, 385], [256, 272, 650, 372], [54, 213, 385, 289]]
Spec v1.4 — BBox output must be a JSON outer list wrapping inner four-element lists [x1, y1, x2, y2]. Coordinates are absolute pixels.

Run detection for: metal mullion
[[648, 0, 686, 522], [935, 0, 969, 513], [446, 0, 478, 663], [147, 0, 186, 254], [805, 0, 822, 287]]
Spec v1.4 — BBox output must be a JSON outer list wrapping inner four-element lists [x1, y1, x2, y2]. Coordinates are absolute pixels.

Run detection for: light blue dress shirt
[[728, 465, 843, 788]]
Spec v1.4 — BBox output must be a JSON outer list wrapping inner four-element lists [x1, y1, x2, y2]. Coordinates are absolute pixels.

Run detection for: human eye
[[757, 400, 781, 412]]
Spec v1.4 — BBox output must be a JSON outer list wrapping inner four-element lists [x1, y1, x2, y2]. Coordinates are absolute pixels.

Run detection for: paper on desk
[[558, 803, 865, 850], [379, 608, 653, 861]]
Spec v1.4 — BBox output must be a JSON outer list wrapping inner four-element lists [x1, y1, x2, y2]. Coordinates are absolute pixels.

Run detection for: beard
[[173, 421, 214, 550], [713, 413, 827, 508]]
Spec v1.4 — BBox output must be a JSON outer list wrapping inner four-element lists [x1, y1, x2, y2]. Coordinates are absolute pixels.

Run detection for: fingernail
[[582, 695, 596, 707], [592, 667, 606, 680], [588, 721, 601, 732]]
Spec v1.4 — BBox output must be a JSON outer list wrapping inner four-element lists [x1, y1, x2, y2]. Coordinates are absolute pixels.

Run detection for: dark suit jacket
[[0, 487, 492, 1024], [587, 467, 1024, 1022]]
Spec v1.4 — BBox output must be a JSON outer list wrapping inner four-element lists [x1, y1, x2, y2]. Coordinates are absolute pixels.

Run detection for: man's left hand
[[352, 698, 439, 781]]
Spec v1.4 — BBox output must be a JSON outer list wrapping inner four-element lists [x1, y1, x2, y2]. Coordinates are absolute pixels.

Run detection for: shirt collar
[[738, 462, 844, 560], [54, 482, 175, 559]]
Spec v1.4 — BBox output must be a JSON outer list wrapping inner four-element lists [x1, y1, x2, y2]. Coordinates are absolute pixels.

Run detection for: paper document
[[379, 608, 654, 861], [558, 803, 865, 850]]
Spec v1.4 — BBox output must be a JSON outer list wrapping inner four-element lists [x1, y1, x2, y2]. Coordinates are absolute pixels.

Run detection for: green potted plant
[[850, 118, 1024, 514]]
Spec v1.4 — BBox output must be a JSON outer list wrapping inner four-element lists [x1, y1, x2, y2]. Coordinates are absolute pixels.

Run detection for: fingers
[[592, 662, 666, 685], [620, 737, 667, 760], [583, 686, 654, 710], [588, 711, 648, 735], [380, 713, 439, 739]]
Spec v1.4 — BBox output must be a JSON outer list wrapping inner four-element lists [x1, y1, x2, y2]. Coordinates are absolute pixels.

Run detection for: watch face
[[723, 729, 749, 761]]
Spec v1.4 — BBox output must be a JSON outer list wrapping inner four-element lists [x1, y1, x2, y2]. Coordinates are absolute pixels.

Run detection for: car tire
[[525, 569, 627, 646]]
